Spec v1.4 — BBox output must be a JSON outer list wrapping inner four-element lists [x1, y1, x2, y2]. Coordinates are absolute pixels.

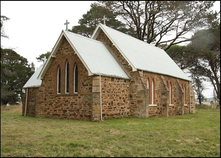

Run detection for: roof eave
[[136, 68, 191, 81]]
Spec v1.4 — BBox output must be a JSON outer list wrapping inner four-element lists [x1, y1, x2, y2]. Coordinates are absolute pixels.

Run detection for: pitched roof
[[37, 30, 129, 80], [92, 24, 191, 81], [23, 64, 43, 88]]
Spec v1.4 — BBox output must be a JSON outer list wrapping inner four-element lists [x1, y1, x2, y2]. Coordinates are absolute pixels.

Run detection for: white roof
[[23, 64, 43, 88], [92, 24, 191, 81], [38, 30, 129, 80]]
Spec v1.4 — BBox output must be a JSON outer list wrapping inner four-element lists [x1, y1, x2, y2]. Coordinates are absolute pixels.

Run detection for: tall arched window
[[74, 64, 78, 93], [65, 61, 69, 93], [147, 78, 151, 104], [169, 81, 173, 104], [151, 80, 155, 104], [57, 66, 61, 94], [183, 85, 186, 104]]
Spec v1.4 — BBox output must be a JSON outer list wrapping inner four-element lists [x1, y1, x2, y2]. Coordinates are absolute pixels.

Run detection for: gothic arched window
[[147, 78, 151, 104], [65, 61, 69, 93], [169, 81, 173, 104], [151, 79, 155, 104], [57, 66, 61, 94], [74, 64, 78, 93]]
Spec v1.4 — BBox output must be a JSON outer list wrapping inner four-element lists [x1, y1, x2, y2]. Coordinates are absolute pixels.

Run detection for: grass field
[[1, 105, 220, 157]]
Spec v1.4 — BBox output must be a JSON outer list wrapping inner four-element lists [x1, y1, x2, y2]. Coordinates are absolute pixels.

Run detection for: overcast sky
[[1, 1, 220, 98], [1, 1, 94, 68]]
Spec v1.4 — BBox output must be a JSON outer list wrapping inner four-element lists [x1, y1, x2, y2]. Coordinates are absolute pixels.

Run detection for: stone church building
[[22, 23, 195, 121]]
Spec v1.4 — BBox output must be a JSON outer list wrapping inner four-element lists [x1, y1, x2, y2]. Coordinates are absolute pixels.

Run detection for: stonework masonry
[[22, 30, 195, 121], [95, 30, 195, 118]]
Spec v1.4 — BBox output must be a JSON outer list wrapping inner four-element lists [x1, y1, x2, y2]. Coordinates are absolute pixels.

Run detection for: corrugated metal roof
[[37, 30, 129, 80], [92, 24, 191, 81], [64, 31, 129, 79], [23, 64, 43, 88]]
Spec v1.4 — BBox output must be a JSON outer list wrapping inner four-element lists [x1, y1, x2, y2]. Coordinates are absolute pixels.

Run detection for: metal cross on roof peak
[[64, 20, 70, 31], [103, 16, 107, 25], [43, 56, 47, 64]]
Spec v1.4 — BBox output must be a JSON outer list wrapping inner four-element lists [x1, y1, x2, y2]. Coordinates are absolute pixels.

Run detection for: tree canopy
[[1, 48, 35, 104], [101, 1, 219, 51], [1, 16, 35, 105], [166, 24, 220, 105], [71, 1, 219, 52], [36, 51, 51, 62], [188, 27, 220, 104], [71, 2, 134, 37], [1, 15, 10, 38]]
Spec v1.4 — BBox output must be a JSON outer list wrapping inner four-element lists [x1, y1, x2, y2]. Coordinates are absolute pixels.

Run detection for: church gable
[[38, 31, 129, 80], [37, 37, 93, 120], [43, 37, 89, 95]]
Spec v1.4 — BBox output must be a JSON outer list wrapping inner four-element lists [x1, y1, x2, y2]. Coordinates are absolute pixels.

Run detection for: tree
[[101, 1, 219, 51], [1, 48, 35, 104], [166, 45, 193, 70], [169, 27, 220, 105], [166, 44, 207, 104], [166, 25, 220, 105], [36, 51, 51, 62], [1, 15, 10, 38], [189, 59, 206, 105], [187, 27, 220, 105], [71, 2, 134, 37]]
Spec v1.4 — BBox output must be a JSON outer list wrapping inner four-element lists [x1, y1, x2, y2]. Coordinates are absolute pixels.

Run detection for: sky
[[1, 1, 220, 99], [1, 1, 94, 68]]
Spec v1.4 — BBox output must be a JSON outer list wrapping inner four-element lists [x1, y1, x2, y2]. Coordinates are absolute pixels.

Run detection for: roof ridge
[[99, 23, 160, 49], [64, 30, 104, 44]]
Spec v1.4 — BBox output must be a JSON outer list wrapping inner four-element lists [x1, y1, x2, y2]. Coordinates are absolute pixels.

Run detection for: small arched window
[[74, 64, 78, 93], [65, 61, 69, 93], [57, 66, 61, 94]]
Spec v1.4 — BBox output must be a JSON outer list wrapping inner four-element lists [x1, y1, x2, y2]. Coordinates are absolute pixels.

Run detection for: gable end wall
[[36, 38, 93, 121]]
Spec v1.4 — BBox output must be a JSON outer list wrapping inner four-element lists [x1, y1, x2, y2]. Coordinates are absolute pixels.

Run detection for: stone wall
[[22, 87, 39, 116], [96, 30, 149, 118], [101, 76, 130, 119], [95, 29, 195, 118], [141, 71, 193, 117], [36, 37, 93, 121]]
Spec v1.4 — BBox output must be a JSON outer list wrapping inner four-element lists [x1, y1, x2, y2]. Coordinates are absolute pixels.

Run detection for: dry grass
[[1, 105, 220, 157]]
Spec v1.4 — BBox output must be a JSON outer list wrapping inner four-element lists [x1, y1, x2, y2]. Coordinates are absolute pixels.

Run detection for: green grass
[[1, 105, 220, 157]]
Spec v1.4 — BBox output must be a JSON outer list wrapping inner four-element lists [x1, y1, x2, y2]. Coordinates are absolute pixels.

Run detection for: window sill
[[169, 104, 174, 106], [149, 104, 157, 107], [184, 104, 188, 106], [56, 93, 78, 96]]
